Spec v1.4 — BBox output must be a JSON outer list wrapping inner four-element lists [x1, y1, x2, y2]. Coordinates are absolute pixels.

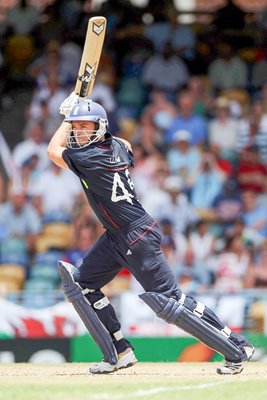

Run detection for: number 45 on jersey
[[111, 170, 135, 204]]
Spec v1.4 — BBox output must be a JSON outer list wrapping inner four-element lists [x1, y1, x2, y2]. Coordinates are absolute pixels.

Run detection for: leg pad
[[140, 292, 243, 362], [58, 261, 118, 365]]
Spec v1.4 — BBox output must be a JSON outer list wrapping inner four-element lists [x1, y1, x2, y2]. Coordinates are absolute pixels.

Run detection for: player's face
[[72, 121, 97, 146]]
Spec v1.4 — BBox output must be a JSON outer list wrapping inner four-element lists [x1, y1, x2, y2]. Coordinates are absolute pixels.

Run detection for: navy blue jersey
[[63, 134, 147, 232]]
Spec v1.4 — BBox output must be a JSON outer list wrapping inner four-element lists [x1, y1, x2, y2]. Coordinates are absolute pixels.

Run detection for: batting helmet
[[65, 100, 109, 148], [65, 99, 108, 124]]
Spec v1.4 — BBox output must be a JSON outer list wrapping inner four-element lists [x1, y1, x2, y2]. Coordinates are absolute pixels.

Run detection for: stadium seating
[[0, 238, 29, 267], [30, 263, 60, 287], [36, 223, 72, 252], [0, 263, 26, 291]]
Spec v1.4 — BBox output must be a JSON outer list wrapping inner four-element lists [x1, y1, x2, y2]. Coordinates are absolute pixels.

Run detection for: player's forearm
[[47, 121, 70, 151], [47, 121, 70, 169]]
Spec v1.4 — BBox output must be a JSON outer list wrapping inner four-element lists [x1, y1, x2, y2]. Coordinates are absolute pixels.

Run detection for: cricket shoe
[[217, 345, 255, 375], [89, 348, 137, 374]]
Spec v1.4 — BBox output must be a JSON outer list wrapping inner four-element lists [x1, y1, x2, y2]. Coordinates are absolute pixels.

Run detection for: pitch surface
[[0, 363, 266, 400]]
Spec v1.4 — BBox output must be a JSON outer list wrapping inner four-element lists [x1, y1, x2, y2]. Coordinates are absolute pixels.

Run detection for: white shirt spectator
[[142, 54, 189, 92], [189, 231, 215, 262], [145, 176, 198, 233], [214, 252, 249, 292], [208, 56, 247, 90], [6, 4, 40, 35], [142, 187, 169, 218], [148, 192, 198, 234], [29, 81, 68, 138], [90, 82, 116, 113], [13, 122, 49, 170], [31, 165, 82, 214], [0, 193, 41, 237], [209, 117, 238, 150]]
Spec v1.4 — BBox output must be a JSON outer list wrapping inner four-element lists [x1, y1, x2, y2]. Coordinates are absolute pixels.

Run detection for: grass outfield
[[0, 363, 266, 400]]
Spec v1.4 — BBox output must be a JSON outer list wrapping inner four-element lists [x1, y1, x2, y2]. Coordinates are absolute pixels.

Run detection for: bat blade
[[75, 16, 107, 98]]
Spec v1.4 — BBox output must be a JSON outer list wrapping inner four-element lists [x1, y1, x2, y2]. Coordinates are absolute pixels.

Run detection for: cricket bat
[[75, 16, 107, 98]]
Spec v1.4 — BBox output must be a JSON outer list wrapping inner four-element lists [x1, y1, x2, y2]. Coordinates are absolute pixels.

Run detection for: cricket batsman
[[47, 93, 254, 374]]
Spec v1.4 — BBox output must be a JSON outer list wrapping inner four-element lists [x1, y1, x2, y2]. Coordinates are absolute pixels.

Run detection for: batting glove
[[59, 91, 83, 117]]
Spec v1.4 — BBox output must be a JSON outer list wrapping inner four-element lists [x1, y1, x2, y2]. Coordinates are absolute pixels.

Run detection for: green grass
[[0, 363, 266, 400]]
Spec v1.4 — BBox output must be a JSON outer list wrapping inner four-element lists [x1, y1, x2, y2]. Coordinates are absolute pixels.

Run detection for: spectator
[[31, 163, 82, 216], [236, 147, 267, 194], [175, 246, 209, 291], [143, 11, 196, 60], [208, 43, 247, 91], [208, 97, 239, 159], [28, 75, 68, 138], [236, 99, 267, 164], [5, 0, 40, 36], [141, 42, 189, 99], [244, 242, 267, 288], [116, 44, 148, 120], [159, 217, 188, 267], [63, 223, 97, 268], [131, 113, 163, 155], [252, 52, 267, 92], [4, 31, 35, 76], [189, 153, 225, 209], [0, 188, 41, 252], [160, 234, 179, 273], [32, 4, 66, 49], [176, 266, 202, 294], [188, 40, 213, 76], [141, 89, 177, 135], [241, 190, 267, 239], [166, 130, 201, 180], [214, 234, 250, 293], [130, 144, 162, 199], [90, 76, 117, 116], [12, 121, 49, 171], [28, 39, 80, 88], [150, 175, 198, 234], [141, 158, 171, 213], [189, 220, 216, 264], [166, 91, 207, 145], [20, 154, 43, 197], [213, 177, 242, 228], [187, 76, 214, 118]]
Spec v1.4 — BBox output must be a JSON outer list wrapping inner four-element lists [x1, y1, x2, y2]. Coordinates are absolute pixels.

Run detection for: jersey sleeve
[[128, 148, 135, 168], [113, 138, 135, 168], [62, 149, 80, 175]]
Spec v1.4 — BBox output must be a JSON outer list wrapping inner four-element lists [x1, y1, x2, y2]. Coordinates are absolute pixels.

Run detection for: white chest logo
[[109, 156, 121, 163]]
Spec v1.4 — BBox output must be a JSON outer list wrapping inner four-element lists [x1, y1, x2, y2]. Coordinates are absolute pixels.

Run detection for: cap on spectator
[[161, 235, 176, 249], [216, 97, 229, 109], [172, 130, 191, 142], [159, 217, 173, 226], [163, 176, 183, 192]]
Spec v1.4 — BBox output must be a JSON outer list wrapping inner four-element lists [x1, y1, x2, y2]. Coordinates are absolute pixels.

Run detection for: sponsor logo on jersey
[[109, 156, 121, 163]]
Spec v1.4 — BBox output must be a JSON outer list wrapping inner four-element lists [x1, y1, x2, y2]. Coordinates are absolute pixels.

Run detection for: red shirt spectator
[[236, 148, 267, 194]]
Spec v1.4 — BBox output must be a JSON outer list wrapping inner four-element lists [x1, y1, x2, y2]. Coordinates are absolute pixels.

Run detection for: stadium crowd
[[0, 0, 267, 307]]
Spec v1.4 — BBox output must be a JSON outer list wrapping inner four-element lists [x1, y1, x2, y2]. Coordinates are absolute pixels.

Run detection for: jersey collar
[[95, 132, 113, 148]]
